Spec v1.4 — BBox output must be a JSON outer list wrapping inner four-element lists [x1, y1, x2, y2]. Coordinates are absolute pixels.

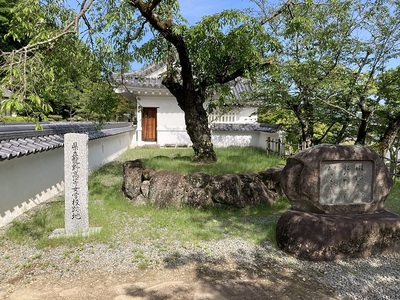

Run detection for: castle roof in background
[[113, 63, 253, 97], [0, 122, 135, 161]]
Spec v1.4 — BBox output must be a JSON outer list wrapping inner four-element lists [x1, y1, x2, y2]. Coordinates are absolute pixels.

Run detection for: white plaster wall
[[0, 148, 65, 227], [0, 130, 134, 227], [88, 131, 134, 171], [157, 129, 192, 146], [212, 131, 260, 148], [212, 131, 284, 151], [235, 107, 258, 123], [136, 96, 188, 146]]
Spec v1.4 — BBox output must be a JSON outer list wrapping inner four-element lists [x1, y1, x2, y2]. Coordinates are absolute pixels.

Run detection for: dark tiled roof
[[118, 76, 164, 89], [130, 62, 166, 77], [112, 62, 165, 89], [114, 64, 253, 96], [230, 81, 253, 98], [211, 123, 280, 133], [0, 122, 135, 161]]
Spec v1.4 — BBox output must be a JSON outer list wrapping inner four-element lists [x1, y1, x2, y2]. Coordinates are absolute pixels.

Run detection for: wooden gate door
[[142, 107, 157, 142]]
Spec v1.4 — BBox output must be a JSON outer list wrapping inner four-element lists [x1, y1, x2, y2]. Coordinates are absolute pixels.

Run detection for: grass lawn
[[385, 179, 400, 214], [4, 147, 290, 249], [5, 146, 400, 250]]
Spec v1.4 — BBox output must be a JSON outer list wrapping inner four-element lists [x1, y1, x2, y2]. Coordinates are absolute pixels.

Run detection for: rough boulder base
[[276, 210, 400, 261], [122, 160, 284, 208]]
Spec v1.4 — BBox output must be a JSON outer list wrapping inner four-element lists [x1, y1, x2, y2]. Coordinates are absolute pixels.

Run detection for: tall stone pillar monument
[[50, 133, 101, 238], [64, 133, 89, 234]]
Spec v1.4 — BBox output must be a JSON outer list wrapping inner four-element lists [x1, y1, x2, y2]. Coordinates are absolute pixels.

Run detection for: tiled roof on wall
[[0, 122, 135, 161], [211, 123, 280, 133], [118, 76, 164, 89]]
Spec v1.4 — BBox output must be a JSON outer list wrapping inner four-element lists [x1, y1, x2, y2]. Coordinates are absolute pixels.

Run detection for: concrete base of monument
[[49, 227, 102, 239], [276, 209, 400, 261]]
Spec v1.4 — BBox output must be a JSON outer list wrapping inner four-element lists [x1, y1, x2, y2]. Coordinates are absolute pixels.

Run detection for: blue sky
[[178, 0, 259, 23]]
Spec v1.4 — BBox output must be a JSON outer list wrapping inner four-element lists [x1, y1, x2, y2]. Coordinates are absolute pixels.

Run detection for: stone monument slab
[[64, 133, 89, 234], [319, 160, 374, 205], [280, 144, 392, 214]]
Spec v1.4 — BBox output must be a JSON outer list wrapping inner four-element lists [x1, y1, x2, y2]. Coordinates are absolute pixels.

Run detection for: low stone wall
[[122, 160, 283, 208]]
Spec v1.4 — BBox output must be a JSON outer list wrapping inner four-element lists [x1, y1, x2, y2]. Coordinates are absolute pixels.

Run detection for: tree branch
[[260, 0, 293, 25], [2, 0, 94, 56], [126, 0, 194, 91], [149, 0, 163, 11]]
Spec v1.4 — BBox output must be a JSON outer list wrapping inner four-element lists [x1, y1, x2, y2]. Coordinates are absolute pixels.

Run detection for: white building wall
[[0, 131, 134, 228], [235, 107, 258, 123], [136, 96, 191, 146], [212, 131, 260, 148], [208, 107, 257, 124], [137, 96, 261, 147]]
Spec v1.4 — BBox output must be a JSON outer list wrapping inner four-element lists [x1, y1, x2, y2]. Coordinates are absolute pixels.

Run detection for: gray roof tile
[[211, 123, 280, 133], [0, 122, 136, 161]]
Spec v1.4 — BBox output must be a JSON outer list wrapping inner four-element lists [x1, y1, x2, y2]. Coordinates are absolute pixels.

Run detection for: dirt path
[[1, 262, 339, 300]]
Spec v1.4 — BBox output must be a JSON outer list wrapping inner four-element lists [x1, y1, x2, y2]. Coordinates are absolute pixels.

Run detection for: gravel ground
[[1, 236, 399, 299]]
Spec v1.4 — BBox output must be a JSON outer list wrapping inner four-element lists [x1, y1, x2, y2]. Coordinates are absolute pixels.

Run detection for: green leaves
[[184, 9, 272, 88], [255, 0, 400, 147]]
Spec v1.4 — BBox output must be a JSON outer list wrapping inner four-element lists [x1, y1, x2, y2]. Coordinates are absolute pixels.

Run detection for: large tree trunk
[[355, 95, 372, 145], [335, 121, 349, 144], [355, 112, 371, 145], [184, 104, 216, 162], [379, 114, 400, 157], [173, 90, 217, 162], [290, 100, 313, 150]]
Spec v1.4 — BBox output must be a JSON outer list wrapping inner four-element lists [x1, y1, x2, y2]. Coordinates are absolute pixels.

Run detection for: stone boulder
[[184, 173, 213, 207], [258, 167, 284, 198], [276, 209, 400, 261], [280, 144, 393, 214], [122, 160, 284, 208], [122, 160, 145, 200], [148, 170, 186, 207]]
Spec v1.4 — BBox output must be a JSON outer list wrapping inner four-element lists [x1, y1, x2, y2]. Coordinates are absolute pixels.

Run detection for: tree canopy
[[0, 0, 122, 124], [255, 0, 400, 151]]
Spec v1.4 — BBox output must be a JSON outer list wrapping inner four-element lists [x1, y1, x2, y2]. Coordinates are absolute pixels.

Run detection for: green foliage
[[185, 10, 273, 84], [376, 66, 400, 121], [254, 0, 400, 147], [93, 2, 276, 109], [0, 0, 125, 122], [0, 115, 32, 123], [0, 0, 25, 52], [385, 182, 400, 214]]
